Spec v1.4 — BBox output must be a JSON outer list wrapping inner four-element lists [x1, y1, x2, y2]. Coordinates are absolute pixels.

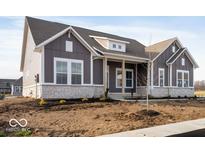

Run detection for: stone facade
[[41, 85, 104, 99], [137, 86, 195, 98]]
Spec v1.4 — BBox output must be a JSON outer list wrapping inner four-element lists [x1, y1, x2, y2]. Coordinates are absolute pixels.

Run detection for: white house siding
[[22, 28, 41, 97]]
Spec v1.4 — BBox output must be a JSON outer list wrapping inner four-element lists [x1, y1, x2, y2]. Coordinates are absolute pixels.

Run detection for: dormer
[[90, 35, 129, 52]]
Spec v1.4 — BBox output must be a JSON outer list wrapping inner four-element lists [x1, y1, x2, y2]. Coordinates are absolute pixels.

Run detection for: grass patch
[[0, 131, 6, 137], [15, 130, 32, 137], [195, 91, 205, 97]]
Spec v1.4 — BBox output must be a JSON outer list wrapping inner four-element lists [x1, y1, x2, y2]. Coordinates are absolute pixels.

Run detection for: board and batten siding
[[44, 33, 91, 84], [172, 52, 194, 87], [153, 41, 180, 86]]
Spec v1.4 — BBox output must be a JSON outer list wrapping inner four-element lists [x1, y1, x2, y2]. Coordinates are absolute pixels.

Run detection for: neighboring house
[[0, 79, 16, 94], [20, 17, 199, 99], [11, 77, 23, 96]]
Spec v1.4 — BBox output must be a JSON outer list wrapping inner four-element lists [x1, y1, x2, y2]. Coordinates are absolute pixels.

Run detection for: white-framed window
[[109, 41, 126, 52], [116, 68, 122, 88], [54, 58, 83, 85], [181, 58, 185, 66], [116, 68, 133, 88], [125, 69, 133, 88], [177, 70, 189, 88], [65, 41, 73, 52], [71, 62, 82, 84], [158, 68, 165, 87], [56, 60, 68, 84], [112, 44, 117, 49], [172, 45, 176, 53], [118, 44, 122, 49]]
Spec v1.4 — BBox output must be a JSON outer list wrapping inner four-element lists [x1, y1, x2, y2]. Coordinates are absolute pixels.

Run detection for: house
[[0, 79, 16, 94], [20, 17, 199, 99], [11, 77, 23, 96]]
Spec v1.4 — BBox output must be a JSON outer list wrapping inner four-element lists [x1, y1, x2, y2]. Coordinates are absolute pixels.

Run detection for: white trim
[[167, 48, 199, 68], [93, 47, 150, 62], [36, 27, 71, 48], [115, 68, 134, 89], [136, 64, 138, 88], [170, 64, 172, 86], [35, 26, 102, 57], [40, 46, 45, 84], [89, 35, 130, 44], [24, 83, 104, 87], [166, 48, 181, 64], [90, 54, 93, 85], [158, 68, 165, 87], [54, 57, 84, 85], [176, 70, 189, 88]]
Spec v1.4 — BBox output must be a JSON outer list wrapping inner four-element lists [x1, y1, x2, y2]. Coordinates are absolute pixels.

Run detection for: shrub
[[38, 98, 47, 106], [59, 99, 66, 104], [0, 94, 5, 100], [0, 131, 6, 137], [99, 96, 107, 102], [15, 130, 32, 137], [81, 98, 88, 102]]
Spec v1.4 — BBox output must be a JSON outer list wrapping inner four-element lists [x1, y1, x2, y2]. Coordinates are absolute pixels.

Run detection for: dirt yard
[[1, 97, 205, 137]]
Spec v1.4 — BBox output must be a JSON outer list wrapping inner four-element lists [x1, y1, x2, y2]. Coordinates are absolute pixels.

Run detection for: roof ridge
[[26, 16, 145, 47]]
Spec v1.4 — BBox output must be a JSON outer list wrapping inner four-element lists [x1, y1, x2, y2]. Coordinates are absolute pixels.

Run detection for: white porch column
[[103, 57, 108, 92], [122, 60, 125, 94]]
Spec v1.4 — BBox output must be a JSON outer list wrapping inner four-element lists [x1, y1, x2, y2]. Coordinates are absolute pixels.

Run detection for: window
[[184, 72, 189, 87], [65, 41, 73, 52], [116, 69, 122, 88], [71, 62, 82, 84], [181, 58, 185, 66], [118, 44, 122, 49], [126, 70, 133, 88], [112, 44, 116, 48], [172, 45, 176, 53], [56, 61, 68, 84], [55, 58, 83, 85], [177, 70, 189, 87], [177, 72, 183, 87], [159, 68, 165, 87], [116, 68, 133, 88]]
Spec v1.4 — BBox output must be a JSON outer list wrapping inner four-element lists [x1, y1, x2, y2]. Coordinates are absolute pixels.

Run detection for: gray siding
[[44, 33, 91, 84], [93, 59, 103, 84], [172, 52, 194, 87], [153, 41, 179, 86], [107, 61, 136, 93]]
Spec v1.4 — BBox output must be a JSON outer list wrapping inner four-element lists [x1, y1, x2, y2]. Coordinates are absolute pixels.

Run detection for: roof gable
[[145, 37, 183, 61]]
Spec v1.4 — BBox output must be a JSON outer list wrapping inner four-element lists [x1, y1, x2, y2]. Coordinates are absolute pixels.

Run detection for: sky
[[0, 16, 204, 81]]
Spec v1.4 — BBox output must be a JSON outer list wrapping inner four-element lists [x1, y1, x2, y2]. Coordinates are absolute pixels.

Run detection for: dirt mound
[[137, 109, 160, 117]]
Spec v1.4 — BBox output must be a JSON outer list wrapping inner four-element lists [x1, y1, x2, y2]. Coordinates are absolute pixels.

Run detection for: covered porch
[[102, 55, 150, 99]]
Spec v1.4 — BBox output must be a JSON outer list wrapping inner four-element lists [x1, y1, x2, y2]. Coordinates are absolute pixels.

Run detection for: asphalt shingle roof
[[26, 16, 148, 59]]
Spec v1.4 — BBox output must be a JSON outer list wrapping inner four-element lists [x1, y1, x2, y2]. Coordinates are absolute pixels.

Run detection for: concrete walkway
[[102, 118, 205, 137]]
